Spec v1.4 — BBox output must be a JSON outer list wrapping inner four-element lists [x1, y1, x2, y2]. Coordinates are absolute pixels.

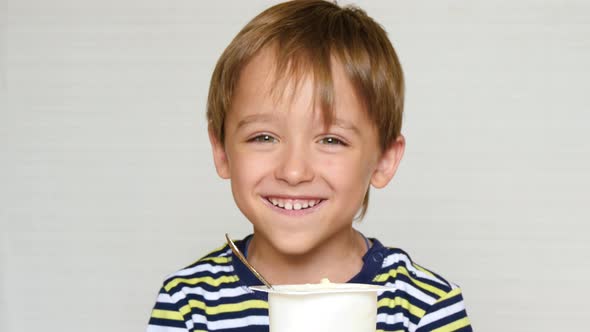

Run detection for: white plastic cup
[[251, 283, 389, 332]]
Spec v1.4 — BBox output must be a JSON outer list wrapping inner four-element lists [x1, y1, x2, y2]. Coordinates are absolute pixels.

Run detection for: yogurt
[[251, 280, 391, 332]]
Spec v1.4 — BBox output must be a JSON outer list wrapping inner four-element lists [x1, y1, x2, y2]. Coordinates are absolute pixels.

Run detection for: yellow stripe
[[373, 265, 448, 298], [164, 275, 238, 292], [180, 299, 268, 316], [431, 317, 471, 332], [187, 244, 230, 266], [206, 299, 268, 314], [199, 256, 231, 264], [374, 269, 396, 282], [378, 296, 426, 319], [437, 287, 462, 302], [150, 309, 184, 321], [205, 243, 230, 257]]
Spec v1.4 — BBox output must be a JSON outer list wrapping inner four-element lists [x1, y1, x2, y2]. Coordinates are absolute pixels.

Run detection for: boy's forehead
[[237, 48, 312, 103], [232, 47, 366, 123]]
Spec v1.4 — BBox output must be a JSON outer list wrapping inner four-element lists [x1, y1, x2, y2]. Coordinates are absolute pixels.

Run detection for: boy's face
[[210, 48, 404, 256]]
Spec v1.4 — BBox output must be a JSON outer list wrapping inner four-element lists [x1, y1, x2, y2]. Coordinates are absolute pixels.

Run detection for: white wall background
[[2, 0, 589, 331]]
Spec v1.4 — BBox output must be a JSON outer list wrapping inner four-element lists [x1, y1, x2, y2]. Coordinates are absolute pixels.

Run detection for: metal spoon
[[225, 233, 274, 289]]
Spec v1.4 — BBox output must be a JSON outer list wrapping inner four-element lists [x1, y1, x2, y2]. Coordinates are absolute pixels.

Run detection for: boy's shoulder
[[160, 243, 238, 294], [374, 243, 462, 303], [371, 242, 472, 331], [148, 243, 270, 331]]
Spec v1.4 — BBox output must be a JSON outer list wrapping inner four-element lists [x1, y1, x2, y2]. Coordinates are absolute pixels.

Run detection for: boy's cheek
[[317, 154, 368, 173], [230, 156, 275, 180]]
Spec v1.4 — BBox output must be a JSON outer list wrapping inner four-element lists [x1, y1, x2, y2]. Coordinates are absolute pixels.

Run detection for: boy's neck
[[246, 228, 368, 284]]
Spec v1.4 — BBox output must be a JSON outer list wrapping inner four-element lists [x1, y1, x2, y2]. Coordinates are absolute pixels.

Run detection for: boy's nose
[[274, 143, 314, 185]]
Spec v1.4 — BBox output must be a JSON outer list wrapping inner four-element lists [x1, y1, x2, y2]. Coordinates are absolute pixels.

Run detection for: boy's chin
[[257, 230, 323, 257], [254, 231, 320, 259], [275, 241, 318, 257]]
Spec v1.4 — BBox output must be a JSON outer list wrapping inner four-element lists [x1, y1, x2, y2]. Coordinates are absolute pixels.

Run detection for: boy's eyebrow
[[236, 113, 360, 135], [236, 113, 276, 129], [332, 118, 361, 136]]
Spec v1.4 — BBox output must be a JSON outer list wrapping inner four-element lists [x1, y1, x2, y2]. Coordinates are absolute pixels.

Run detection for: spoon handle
[[225, 233, 274, 289]]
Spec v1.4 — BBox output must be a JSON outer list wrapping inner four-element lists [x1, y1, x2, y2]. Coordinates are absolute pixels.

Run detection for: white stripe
[[219, 248, 232, 257], [382, 253, 449, 287], [158, 286, 251, 305], [156, 292, 175, 304], [146, 325, 188, 332], [157, 291, 186, 304], [207, 315, 269, 330], [157, 306, 268, 331], [184, 286, 251, 301], [165, 248, 233, 279], [377, 312, 413, 330], [381, 280, 438, 305], [169, 262, 234, 278], [415, 301, 466, 329], [191, 313, 207, 325]]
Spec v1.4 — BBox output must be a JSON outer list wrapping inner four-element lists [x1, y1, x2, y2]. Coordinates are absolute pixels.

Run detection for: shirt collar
[[231, 233, 387, 287]]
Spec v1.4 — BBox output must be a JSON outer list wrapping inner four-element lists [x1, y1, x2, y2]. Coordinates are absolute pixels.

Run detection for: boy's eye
[[249, 134, 278, 143], [319, 137, 346, 146]]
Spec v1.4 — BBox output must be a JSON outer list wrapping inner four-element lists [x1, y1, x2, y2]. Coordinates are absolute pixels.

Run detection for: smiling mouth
[[264, 197, 325, 211]]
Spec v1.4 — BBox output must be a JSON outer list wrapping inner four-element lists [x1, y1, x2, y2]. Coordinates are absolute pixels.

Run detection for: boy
[[147, 1, 472, 331]]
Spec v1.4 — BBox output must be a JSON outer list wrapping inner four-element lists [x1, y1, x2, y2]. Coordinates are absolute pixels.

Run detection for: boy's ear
[[371, 134, 406, 188], [208, 125, 231, 179]]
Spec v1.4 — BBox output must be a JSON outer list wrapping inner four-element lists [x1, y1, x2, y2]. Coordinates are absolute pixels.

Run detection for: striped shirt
[[147, 235, 472, 332]]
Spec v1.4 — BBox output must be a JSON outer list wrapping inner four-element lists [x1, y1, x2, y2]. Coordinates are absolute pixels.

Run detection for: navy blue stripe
[[376, 321, 407, 331], [378, 305, 421, 325], [194, 322, 269, 332], [378, 289, 430, 312], [384, 261, 453, 294], [148, 317, 187, 329], [206, 308, 269, 322], [427, 290, 464, 313], [416, 309, 469, 332], [192, 322, 209, 331], [205, 292, 266, 307], [152, 301, 186, 312], [166, 268, 238, 281], [166, 278, 242, 295], [220, 325, 269, 332], [377, 273, 441, 299]]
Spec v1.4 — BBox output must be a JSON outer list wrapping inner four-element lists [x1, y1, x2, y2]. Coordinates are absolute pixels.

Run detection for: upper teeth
[[268, 198, 322, 210]]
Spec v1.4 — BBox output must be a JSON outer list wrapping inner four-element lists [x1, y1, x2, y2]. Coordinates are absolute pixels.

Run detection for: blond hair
[[207, 0, 404, 220]]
